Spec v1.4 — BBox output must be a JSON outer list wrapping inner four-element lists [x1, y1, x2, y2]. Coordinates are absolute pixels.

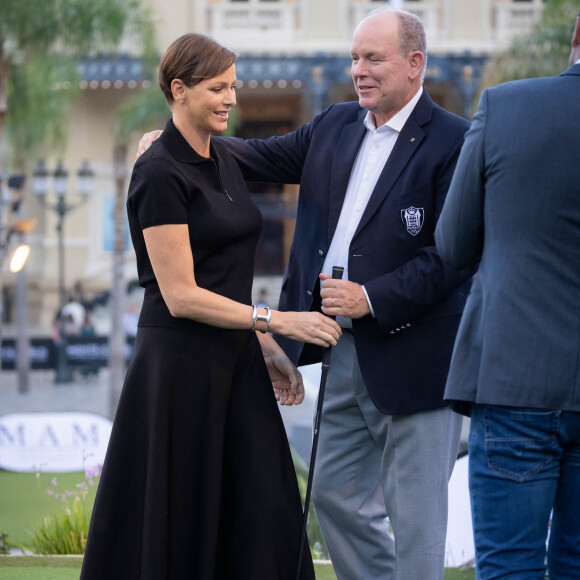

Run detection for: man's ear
[[408, 51, 424, 81], [569, 16, 580, 65]]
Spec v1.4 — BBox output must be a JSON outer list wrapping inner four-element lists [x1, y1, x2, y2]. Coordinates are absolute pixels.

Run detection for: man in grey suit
[[435, 13, 580, 580]]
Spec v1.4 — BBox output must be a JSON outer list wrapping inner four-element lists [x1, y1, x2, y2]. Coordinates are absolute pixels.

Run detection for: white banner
[[0, 412, 112, 473]]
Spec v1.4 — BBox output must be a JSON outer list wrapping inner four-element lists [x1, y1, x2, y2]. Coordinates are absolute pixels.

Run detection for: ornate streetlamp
[[33, 160, 95, 383]]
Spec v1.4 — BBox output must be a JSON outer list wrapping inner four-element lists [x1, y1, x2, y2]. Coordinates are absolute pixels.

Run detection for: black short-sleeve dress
[[80, 120, 314, 580]]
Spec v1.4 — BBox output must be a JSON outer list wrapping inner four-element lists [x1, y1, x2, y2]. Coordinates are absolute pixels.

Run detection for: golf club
[[296, 264, 344, 580]]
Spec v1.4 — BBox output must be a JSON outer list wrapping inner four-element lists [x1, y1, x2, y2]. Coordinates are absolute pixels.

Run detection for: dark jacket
[[436, 64, 580, 413], [223, 90, 473, 415]]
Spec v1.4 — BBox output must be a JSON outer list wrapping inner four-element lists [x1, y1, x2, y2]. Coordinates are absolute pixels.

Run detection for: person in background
[[60, 297, 85, 335], [80, 311, 95, 336], [80, 33, 340, 580], [122, 302, 139, 338], [256, 287, 269, 309], [80, 311, 99, 379], [62, 313, 79, 336], [50, 310, 62, 344], [435, 12, 580, 580]]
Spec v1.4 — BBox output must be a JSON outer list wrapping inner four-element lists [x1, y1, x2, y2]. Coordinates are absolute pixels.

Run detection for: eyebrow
[[351, 51, 381, 59], [209, 79, 237, 86]]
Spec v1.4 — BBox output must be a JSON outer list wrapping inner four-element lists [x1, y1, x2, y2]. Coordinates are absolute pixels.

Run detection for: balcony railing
[[350, 2, 440, 40], [209, 2, 298, 42], [494, 1, 543, 43]]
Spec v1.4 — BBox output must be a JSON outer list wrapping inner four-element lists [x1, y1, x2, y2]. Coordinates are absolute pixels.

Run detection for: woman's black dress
[[80, 120, 314, 580]]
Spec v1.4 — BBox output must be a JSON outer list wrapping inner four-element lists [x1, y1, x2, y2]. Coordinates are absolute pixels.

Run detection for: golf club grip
[[332, 265, 344, 281], [328, 265, 344, 322], [321, 266, 344, 366]]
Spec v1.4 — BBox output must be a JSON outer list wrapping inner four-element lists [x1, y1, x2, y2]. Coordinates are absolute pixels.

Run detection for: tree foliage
[[116, 85, 170, 146], [0, 0, 156, 169], [0, 0, 156, 382], [479, 0, 577, 93], [7, 56, 80, 165]]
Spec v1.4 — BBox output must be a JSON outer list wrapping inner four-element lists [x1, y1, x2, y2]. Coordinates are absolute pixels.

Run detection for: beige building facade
[[3, 0, 543, 332]]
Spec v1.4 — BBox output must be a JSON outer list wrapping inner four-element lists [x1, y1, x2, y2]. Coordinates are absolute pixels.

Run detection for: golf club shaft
[[296, 265, 344, 580]]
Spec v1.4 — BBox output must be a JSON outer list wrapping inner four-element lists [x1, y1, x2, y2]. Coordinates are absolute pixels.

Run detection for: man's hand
[[136, 130, 163, 160], [319, 273, 371, 319]]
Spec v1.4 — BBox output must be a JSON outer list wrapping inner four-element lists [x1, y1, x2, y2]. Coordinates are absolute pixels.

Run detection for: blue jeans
[[469, 405, 580, 580]]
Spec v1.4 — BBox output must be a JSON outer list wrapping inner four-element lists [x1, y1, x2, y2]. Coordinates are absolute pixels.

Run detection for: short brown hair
[[158, 33, 238, 104]]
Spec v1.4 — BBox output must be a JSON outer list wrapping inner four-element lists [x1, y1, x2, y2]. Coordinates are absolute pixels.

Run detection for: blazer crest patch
[[401, 206, 424, 236]]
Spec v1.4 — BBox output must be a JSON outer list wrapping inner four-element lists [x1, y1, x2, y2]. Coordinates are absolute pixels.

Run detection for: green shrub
[[13, 452, 325, 558], [14, 466, 101, 555], [0, 532, 10, 554], [26, 498, 89, 555]]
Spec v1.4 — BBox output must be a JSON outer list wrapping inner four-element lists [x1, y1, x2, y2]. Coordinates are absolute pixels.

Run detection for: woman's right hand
[[270, 310, 342, 348]]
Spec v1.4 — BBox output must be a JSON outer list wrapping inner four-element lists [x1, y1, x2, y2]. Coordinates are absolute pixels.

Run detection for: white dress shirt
[[321, 87, 423, 327]]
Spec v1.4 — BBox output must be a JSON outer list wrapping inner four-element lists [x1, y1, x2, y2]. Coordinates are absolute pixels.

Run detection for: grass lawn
[[1, 471, 475, 579], [0, 556, 82, 579], [312, 562, 475, 580], [0, 557, 475, 579], [0, 470, 98, 547]]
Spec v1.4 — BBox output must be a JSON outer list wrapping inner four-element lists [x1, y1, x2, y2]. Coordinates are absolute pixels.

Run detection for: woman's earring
[[179, 99, 184, 104]]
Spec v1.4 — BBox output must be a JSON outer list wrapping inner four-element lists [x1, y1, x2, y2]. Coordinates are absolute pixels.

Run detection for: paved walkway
[[0, 366, 469, 463], [0, 369, 110, 418], [0, 367, 315, 461]]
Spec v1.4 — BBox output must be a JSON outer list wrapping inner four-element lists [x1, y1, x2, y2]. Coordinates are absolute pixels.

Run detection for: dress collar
[[159, 119, 219, 164]]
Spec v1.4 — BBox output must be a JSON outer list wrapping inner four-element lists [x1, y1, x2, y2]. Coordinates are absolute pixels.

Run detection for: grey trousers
[[311, 331, 462, 580]]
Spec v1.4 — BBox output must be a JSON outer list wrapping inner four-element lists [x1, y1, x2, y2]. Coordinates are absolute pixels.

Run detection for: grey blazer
[[435, 64, 580, 413]]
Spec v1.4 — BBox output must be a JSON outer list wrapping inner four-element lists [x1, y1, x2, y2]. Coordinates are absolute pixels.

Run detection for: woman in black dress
[[80, 33, 341, 580]]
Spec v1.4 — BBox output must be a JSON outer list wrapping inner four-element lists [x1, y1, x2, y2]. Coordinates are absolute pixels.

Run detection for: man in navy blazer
[[435, 13, 580, 580], [139, 8, 472, 578], [225, 8, 472, 579]]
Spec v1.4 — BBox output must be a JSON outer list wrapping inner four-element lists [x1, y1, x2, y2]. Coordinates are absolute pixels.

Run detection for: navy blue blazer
[[222, 90, 473, 415], [435, 64, 580, 414]]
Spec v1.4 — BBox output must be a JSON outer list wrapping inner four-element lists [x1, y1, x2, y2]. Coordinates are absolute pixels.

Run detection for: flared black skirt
[[80, 324, 314, 580]]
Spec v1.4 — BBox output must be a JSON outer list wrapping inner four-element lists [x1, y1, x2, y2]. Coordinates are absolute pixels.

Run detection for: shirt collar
[[159, 118, 218, 164], [364, 85, 423, 133]]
